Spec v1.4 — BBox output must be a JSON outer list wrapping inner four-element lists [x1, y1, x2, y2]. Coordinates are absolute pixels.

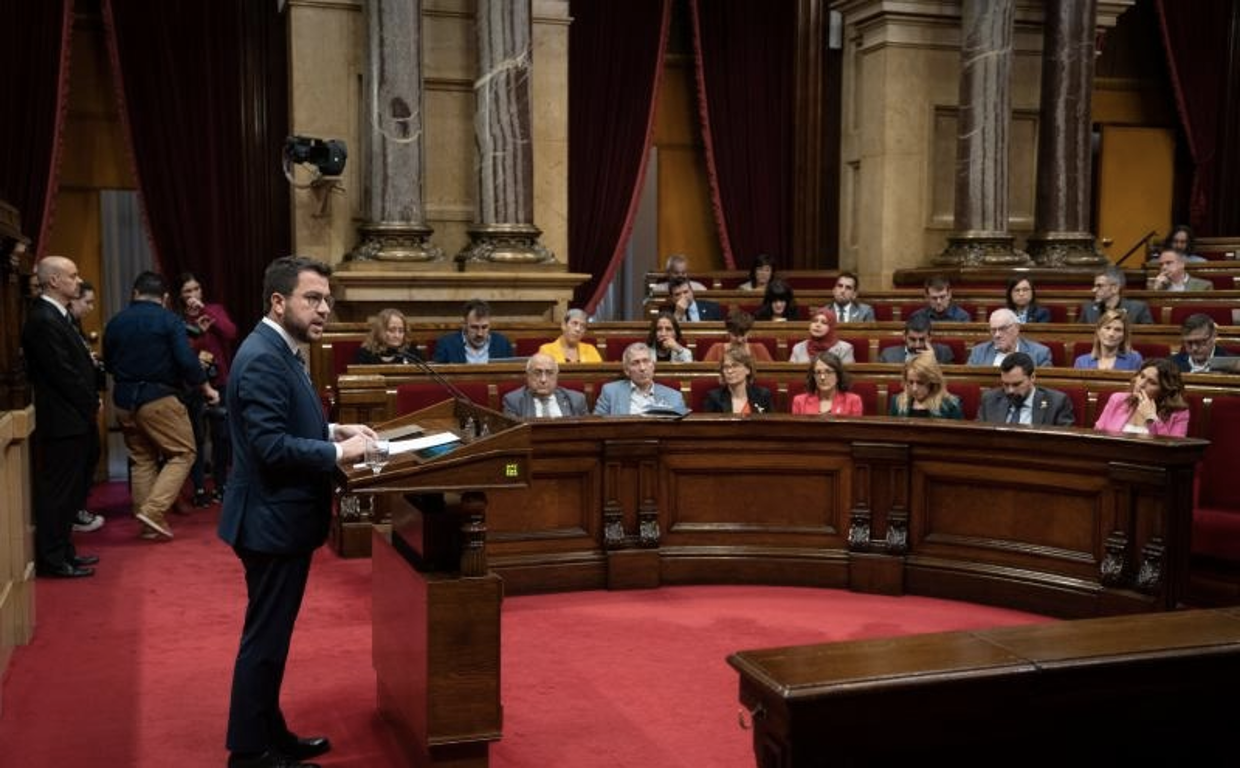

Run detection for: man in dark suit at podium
[[219, 256, 376, 768]]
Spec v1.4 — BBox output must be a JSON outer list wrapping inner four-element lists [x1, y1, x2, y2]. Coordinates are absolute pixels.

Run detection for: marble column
[[457, 0, 556, 269], [1026, 0, 1107, 266], [936, 0, 1029, 266], [351, 0, 444, 265]]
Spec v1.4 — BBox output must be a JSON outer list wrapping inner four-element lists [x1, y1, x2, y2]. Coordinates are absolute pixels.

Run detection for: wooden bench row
[[331, 362, 1237, 436], [644, 260, 1240, 292], [310, 320, 1240, 398], [334, 363, 1240, 568], [641, 288, 1240, 323]]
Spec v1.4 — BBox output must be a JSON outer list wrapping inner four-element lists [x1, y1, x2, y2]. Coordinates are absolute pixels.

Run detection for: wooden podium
[[339, 398, 529, 768]]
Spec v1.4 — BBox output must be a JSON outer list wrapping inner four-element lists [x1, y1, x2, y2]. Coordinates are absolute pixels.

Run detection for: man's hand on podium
[[334, 423, 378, 463]]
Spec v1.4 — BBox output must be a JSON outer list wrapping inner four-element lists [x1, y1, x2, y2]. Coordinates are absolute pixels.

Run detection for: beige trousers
[[117, 395, 197, 520]]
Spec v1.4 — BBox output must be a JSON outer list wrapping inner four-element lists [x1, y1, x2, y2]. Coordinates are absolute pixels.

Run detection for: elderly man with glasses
[[502, 353, 588, 418], [967, 308, 1053, 368]]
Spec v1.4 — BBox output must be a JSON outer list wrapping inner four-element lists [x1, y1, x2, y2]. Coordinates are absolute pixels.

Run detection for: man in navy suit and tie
[[219, 256, 376, 768], [976, 353, 1075, 426], [669, 276, 723, 322]]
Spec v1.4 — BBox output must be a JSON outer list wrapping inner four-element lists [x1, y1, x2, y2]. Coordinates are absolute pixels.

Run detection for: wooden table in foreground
[[729, 607, 1240, 766]]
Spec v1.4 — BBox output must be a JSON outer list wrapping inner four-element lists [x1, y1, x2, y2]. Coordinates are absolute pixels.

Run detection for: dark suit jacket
[[1172, 346, 1237, 373], [431, 331, 514, 363], [502, 386, 588, 418], [702, 384, 774, 414], [688, 300, 724, 322], [21, 297, 99, 438], [976, 386, 1076, 426], [218, 321, 338, 554], [1078, 298, 1154, 325], [878, 343, 955, 365]]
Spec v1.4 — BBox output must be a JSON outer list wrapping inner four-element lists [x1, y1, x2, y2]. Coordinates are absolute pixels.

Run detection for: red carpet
[[0, 483, 1050, 767]]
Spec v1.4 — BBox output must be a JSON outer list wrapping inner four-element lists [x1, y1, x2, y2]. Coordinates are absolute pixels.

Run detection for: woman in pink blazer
[[1093, 358, 1190, 437], [791, 351, 864, 416]]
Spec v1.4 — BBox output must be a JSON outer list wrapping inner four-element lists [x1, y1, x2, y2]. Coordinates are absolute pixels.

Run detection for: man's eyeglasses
[[1182, 336, 1214, 350], [292, 292, 334, 310]]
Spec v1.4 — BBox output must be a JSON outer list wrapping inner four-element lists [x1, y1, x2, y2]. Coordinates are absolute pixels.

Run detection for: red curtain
[[690, 0, 795, 270], [569, 0, 671, 313], [0, 0, 73, 255], [102, 0, 290, 325], [1155, 0, 1237, 234]]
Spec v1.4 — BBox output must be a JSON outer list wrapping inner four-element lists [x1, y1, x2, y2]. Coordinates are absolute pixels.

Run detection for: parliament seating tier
[[351, 408, 1207, 618], [642, 288, 1240, 324], [333, 363, 1240, 576], [647, 263, 1240, 292], [312, 319, 1240, 394]]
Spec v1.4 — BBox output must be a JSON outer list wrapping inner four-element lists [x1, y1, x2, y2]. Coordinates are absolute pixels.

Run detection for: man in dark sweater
[[104, 271, 218, 540]]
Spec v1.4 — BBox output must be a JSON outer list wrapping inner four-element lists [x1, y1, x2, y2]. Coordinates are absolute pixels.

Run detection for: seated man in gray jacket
[[976, 352, 1075, 426], [502, 353, 588, 418], [593, 343, 688, 416], [967, 308, 1053, 368]]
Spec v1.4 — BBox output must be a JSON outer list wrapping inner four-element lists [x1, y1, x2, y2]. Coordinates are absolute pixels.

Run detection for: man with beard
[[976, 352, 1075, 426], [219, 256, 376, 768]]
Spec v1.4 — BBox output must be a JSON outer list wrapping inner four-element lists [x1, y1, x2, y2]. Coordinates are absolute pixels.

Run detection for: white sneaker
[[72, 510, 105, 533]]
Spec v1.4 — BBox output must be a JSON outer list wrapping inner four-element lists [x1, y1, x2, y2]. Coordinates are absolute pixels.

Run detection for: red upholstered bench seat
[[1193, 396, 1240, 563]]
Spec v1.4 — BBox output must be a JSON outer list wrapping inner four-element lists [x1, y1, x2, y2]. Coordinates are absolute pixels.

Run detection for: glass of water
[[364, 438, 391, 475]]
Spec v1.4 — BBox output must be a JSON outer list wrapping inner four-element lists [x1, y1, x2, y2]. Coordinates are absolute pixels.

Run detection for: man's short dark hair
[[925, 275, 951, 292], [1000, 351, 1035, 377], [463, 298, 492, 320], [263, 256, 332, 313], [837, 271, 859, 289], [904, 314, 933, 335], [668, 276, 691, 293], [132, 271, 167, 298], [79, 279, 95, 294], [1181, 313, 1217, 336]]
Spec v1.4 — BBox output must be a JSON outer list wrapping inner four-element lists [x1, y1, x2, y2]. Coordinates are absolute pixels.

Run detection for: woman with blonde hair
[[791, 351, 863, 416], [703, 346, 773, 414], [1073, 308, 1143, 371], [888, 352, 962, 418], [539, 308, 602, 363], [355, 307, 417, 364], [1093, 358, 1189, 436]]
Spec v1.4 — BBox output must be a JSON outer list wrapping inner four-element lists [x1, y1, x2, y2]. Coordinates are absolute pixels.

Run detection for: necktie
[[294, 349, 312, 382], [840, 305, 849, 323], [1006, 402, 1020, 424], [535, 397, 546, 418]]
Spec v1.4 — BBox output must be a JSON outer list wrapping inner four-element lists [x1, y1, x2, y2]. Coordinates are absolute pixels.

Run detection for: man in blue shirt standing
[[104, 271, 218, 540]]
